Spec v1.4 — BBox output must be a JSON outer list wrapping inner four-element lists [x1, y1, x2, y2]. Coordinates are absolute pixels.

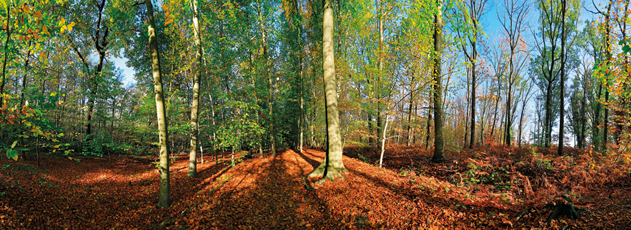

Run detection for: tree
[[307, 0, 346, 181], [498, 0, 530, 146], [431, 0, 445, 163], [187, 0, 202, 177], [458, 0, 488, 149], [145, 0, 171, 208]]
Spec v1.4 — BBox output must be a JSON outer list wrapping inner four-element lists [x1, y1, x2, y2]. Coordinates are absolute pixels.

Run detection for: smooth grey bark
[[188, 0, 202, 177], [307, 0, 346, 181], [145, 0, 171, 208], [431, 0, 445, 163]]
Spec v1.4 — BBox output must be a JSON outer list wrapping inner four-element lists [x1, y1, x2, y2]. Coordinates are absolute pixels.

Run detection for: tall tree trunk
[[257, 0, 276, 156], [603, 2, 611, 151], [406, 90, 414, 146], [188, 0, 202, 177], [545, 83, 552, 148], [0, 4, 11, 109], [19, 41, 31, 109], [376, 0, 384, 151], [431, 0, 445, 163], [490, 75, 501, 144], [469, 27, 477, 149], [558, 0, 566, 155], [425, 92, 433, 149], [145, 0, 170, 208], [307, 0, 346, 181]]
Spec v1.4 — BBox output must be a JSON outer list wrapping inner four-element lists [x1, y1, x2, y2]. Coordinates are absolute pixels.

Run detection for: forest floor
[[0, 145, 630, 229]]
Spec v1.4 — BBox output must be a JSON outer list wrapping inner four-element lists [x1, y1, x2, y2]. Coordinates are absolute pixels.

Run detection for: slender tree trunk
[[431, 0, 445, 163], [469, 36, 477, 149], [406, 90, 414, 146], [0, 4, 11, 108], [188, 0, 202, 177], [19, 41, 31, 109], [257, 1, 276, 156], [545, 83, 552, 148], [464, 72, 470, 147], [603, 2, 611, 151], [425, 92, 433, 149], [558, 0, 566, 155], [145, 0, 170, 208], [307, 0, 346, 180], [490, 76, 501, 144], [376, 0, 384, 151]]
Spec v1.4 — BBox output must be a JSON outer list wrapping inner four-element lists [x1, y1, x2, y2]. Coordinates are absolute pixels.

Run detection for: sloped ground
[[344, 144, 631, 229], [0, 146, 629, 229]]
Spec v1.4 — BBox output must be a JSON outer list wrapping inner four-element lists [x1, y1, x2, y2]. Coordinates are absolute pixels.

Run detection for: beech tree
[[431, 0, 445, 162], [307, 0, 346, 181], [145, 0, 171, 208]]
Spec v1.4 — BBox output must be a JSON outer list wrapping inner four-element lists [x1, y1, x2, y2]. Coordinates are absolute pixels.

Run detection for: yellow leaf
[[23, 5, 30, 13], [11, 153, 18, 161], [60, 25, 65, 34], [42, 25, 50, 36], [34, 11, 42, 18]]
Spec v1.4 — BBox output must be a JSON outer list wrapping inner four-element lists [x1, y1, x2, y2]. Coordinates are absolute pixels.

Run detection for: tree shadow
[[196, 149, 339, 228]]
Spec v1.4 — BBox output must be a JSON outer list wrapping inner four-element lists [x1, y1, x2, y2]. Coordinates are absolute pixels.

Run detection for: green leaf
[[10, 141, 18, 149], [619, 39, 627, 45], [6, 149, 18, 161]]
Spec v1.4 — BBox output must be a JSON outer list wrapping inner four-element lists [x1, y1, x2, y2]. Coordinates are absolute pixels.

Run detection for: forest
[[0, 0, 630, 229]]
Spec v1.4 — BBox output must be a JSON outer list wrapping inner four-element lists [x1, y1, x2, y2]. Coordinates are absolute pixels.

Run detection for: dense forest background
[[2, 0, 630, 161]]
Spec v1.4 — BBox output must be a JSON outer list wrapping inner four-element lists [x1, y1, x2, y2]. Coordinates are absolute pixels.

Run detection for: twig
[[516, 207, 531, 221], [159, 209, 188, 229]]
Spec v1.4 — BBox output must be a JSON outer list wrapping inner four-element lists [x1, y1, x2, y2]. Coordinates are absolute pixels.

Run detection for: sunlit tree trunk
[[307, 0, 346, 181], [431, 0, 445, 162], [188, 0, 202, 177], [145, 0, 170, 208]]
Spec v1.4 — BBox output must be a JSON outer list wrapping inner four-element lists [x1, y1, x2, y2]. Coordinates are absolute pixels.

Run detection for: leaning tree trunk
[[431, 0, 445, 163], [188, 0, 202, 177], [307, 0, 346, 181], [146, 0, 171, 208]]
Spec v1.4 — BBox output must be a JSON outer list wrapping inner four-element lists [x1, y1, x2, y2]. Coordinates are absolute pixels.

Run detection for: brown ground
[[1, 146, 630, 229]]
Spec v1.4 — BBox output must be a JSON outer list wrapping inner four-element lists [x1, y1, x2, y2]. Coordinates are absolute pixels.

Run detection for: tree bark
[[307, 0, 346, 181], [0, 4, 11, 109], [257, 0, 276, 156], [188, 0, 202, 177], [431, 0, 445, 163], [145, 0, 171, 208], [558, 0, 566, 155]]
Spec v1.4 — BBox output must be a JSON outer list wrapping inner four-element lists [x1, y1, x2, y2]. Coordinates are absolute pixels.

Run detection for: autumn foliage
[[0, 145, 629, 229]]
